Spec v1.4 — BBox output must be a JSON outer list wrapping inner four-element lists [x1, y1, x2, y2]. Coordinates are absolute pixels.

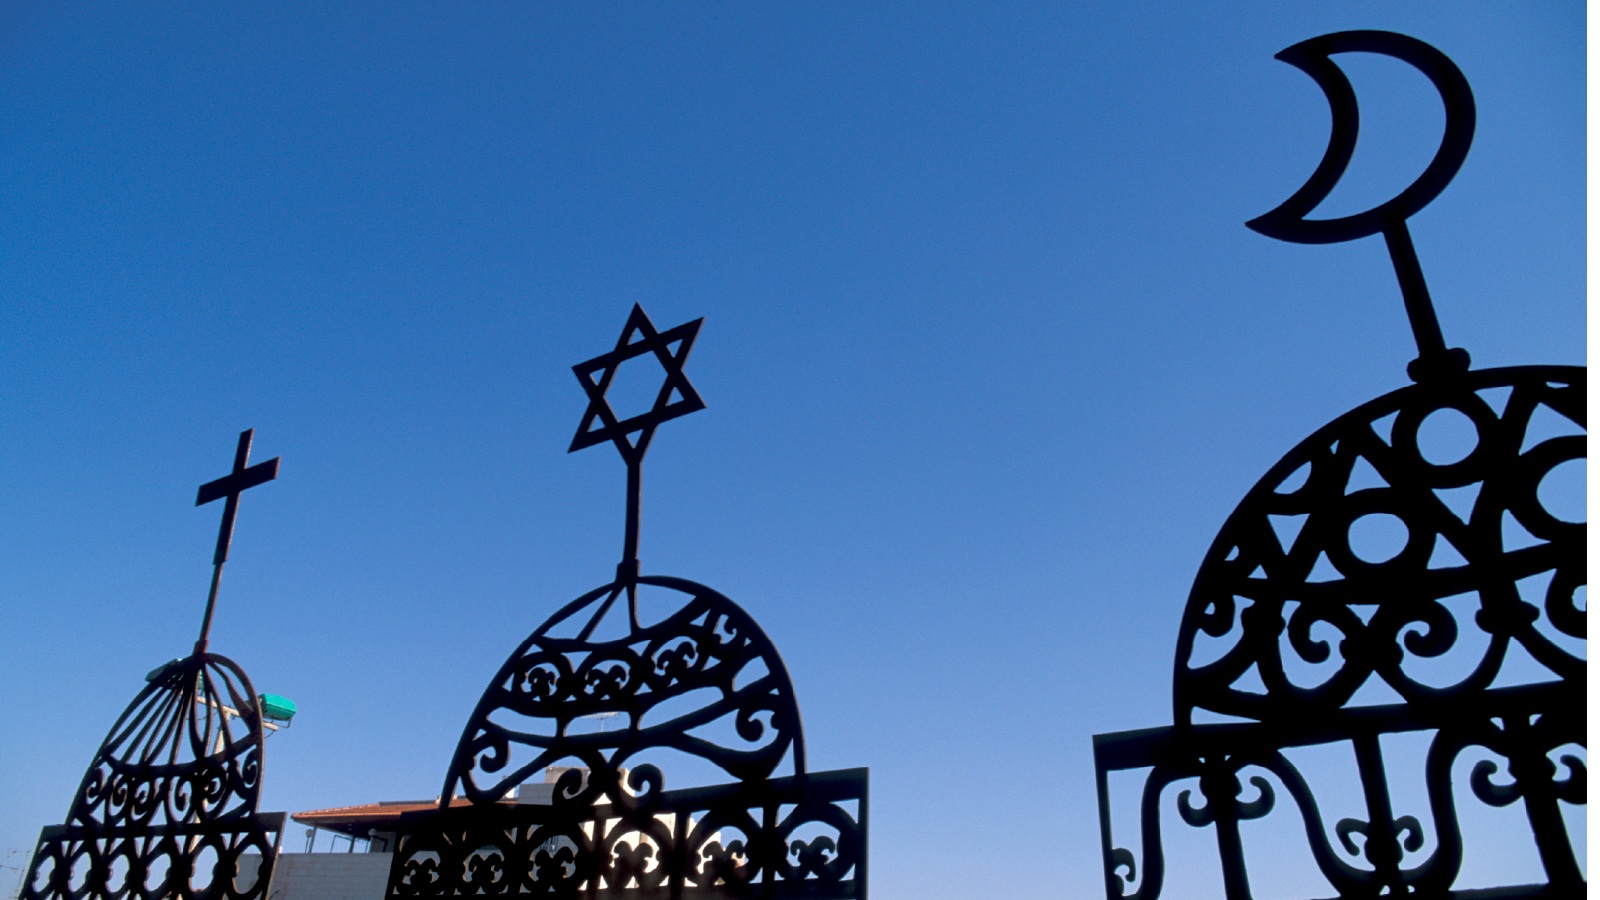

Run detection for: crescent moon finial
[[1246, 30, 1475, 381]]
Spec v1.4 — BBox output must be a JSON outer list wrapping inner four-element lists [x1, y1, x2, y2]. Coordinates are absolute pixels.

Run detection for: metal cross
[[193, 428, 279, 651], [569, 304, 704, 579]]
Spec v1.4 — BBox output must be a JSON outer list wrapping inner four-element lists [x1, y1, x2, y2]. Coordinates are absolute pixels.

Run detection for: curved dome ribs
[[1092, 32, 1584, 900], [445, 577, 807, 808], [23, 655, 284, 900], [1175, 369, 1584, 724], [23, 429, 286, 900], [388, 577, 867, 899], [387, 307, 866, 898]]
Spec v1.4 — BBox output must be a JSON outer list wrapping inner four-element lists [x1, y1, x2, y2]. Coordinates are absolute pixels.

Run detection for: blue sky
[[0, 4, 1584, 898]]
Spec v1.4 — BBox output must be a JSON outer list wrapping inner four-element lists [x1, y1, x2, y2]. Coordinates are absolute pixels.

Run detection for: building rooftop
[[291, 797, 499, 838]]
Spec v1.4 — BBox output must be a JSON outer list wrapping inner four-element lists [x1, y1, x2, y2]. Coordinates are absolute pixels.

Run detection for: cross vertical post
[[193, 428, 280, 653]]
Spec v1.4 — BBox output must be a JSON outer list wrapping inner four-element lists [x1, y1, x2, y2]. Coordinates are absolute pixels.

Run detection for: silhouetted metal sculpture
[[386, 306, 868, 898], [1093, 32, 1584, 899], [24, 430, 287, 900]]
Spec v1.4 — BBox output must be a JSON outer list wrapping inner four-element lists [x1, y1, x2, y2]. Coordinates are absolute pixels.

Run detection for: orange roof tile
[[292, 797, 509, 837]]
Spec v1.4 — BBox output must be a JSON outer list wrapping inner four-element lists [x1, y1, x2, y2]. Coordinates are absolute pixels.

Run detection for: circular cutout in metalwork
[[1174, 366, 1585, 725], [23, 653, 279, 900]]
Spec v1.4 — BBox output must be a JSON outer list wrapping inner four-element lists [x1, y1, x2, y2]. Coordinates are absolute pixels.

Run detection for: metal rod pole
[[621, 461, 641, 578], [1382, 223, 1447, 365], [196, 562, 225, 654]]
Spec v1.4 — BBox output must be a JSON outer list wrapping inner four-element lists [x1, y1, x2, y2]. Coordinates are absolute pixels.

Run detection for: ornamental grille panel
[[1091, 31, 1585, 900], [24, 430, 289, 900], [386, 306, 868, 899]]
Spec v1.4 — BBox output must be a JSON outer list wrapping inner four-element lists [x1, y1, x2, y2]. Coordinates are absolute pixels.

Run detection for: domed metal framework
[[23, 430, 287, 900], [1092, 32, 1585, 900], [386, 306, 867, 898]]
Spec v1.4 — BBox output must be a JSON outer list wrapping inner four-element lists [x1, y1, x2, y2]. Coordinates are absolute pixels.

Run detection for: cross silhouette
[[197, 429, 280, 565], [192, 429, 279, 652]]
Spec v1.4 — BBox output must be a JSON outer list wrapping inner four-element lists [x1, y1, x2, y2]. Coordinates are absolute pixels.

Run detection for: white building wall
[[250, 852, 391, 900]]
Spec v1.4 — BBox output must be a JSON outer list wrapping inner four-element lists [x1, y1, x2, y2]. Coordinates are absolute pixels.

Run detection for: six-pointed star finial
[[570, 304, 705, 465]]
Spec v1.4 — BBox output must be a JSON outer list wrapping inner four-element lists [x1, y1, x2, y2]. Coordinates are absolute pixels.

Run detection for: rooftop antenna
[[581, 711, 622, 733]]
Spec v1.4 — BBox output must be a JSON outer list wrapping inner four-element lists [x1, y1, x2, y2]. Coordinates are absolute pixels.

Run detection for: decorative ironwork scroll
[[387, 307, 867, 898], [1093, 32, 1584, 900], [24, 430, 287, 900]]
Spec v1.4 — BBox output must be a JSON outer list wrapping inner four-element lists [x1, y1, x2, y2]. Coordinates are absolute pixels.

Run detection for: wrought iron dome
[[386, 305, 868, 899], [24, 430, 287, 900], [1092, 32, 1584, 900]]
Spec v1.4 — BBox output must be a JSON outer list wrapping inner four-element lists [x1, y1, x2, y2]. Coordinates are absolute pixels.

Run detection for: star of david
[[570, 304, 705, 464]]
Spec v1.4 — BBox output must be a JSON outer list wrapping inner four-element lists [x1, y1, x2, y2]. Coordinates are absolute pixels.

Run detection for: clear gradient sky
[[0, 4, 1585, 898]]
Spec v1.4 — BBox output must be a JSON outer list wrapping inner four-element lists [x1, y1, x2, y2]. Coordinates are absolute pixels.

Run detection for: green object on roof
[[258, 693, 297, 722]]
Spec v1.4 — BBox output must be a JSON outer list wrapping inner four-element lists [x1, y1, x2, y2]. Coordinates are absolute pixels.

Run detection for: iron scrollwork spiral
[[390, 306, 869, 897], [23, 653, 283, 900], [386, 574, 867, 898], [446, 574, 806, 807], [1096, 367, 1585, 899], [1094, 27, 1582, 900], [1175, 366, 1583, 723], [387, 770, 867, 899]]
